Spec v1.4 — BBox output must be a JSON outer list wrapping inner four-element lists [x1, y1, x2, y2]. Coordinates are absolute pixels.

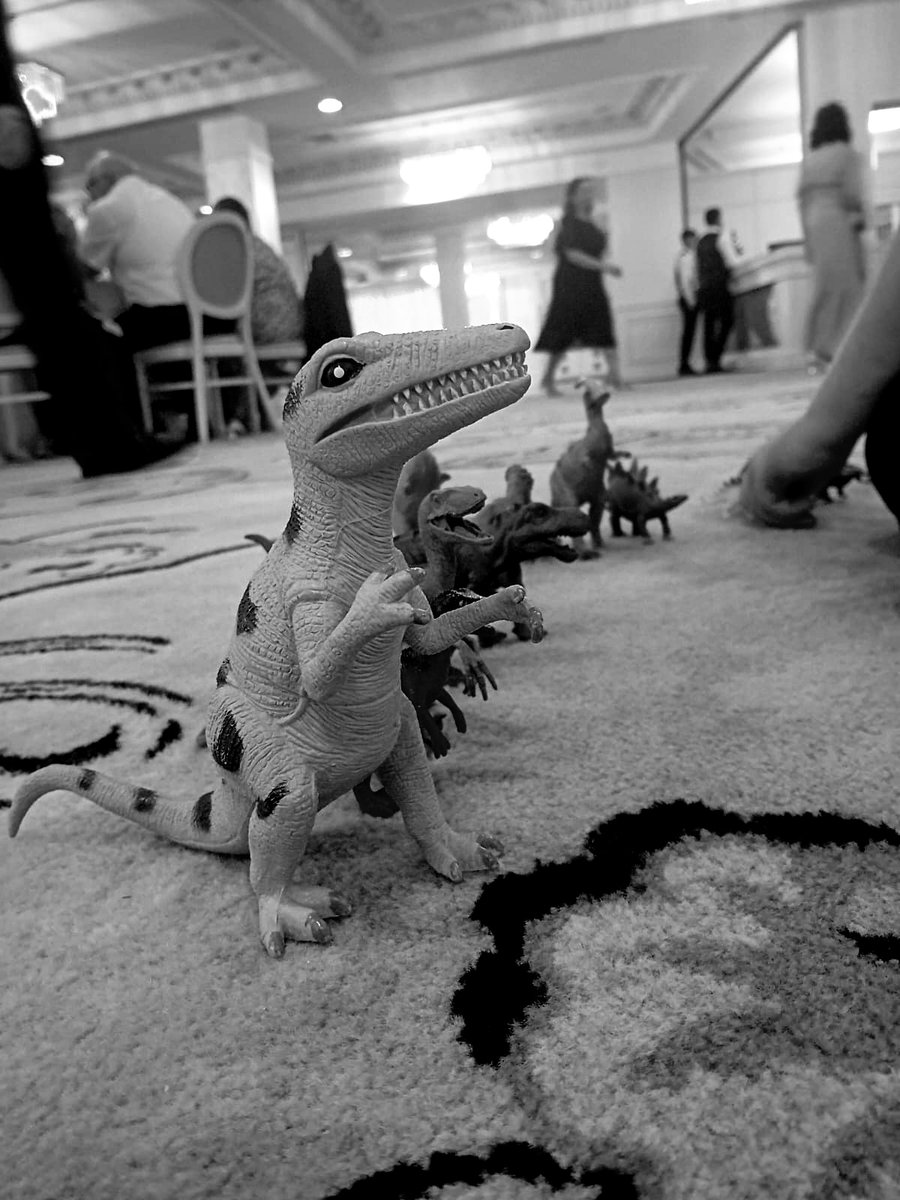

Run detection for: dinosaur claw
[[477, 834, 504, 855], [328, 892, 353, 918], [448, 861, 463, 883], [263, 931, 285, 959], [309, 916, 333, 944]]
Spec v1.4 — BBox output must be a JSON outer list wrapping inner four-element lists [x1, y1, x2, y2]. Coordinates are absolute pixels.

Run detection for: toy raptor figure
[[10, 324, 541, 959]]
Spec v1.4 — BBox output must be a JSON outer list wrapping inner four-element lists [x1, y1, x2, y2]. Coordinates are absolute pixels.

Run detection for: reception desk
[[731, 240, 888, 369]]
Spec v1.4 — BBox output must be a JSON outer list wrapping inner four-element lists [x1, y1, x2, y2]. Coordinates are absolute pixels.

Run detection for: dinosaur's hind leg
[[377, 695, 502, 882], [208, 689, 351, 958]]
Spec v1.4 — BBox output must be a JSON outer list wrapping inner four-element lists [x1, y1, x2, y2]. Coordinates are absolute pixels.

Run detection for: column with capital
[[434, 225, 469, 330], [199, 113, 282, 250]]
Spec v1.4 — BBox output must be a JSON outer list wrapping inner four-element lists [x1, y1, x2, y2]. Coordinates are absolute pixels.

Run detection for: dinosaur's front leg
[[378, 694, 502, 882]]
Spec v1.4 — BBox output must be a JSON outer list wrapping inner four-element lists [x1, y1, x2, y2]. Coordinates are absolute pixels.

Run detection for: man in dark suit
[[696, 207, 742, 374]]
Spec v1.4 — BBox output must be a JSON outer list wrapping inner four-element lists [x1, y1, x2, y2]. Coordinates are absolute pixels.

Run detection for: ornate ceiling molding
[[50, 47, 315, 140], [275, 100, 670, 190]]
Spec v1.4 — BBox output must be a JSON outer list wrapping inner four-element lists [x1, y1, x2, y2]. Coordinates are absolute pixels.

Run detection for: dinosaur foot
[[258, 886, 353, 958], [422, 829, 504, 883]]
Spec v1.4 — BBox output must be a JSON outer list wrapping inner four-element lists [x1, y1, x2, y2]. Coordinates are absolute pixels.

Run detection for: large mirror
[[680, 27, 803, 260]]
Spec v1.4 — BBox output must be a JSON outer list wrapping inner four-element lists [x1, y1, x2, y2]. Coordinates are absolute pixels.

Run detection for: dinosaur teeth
[[379, 350, 527, 422]]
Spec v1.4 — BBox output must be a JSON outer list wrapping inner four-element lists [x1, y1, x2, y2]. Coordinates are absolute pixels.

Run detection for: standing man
[[674, 228, 698, 376], [696, 206, 742, 374]]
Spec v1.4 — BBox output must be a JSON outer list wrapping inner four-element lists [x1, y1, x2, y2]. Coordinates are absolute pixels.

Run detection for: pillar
[[434, 225, 469, 329], [199, 113, 282, 250], [605, 158, 683, 378]]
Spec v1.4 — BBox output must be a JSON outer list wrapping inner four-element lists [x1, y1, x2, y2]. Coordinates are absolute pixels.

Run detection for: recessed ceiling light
[[318, 97, 343, 114], [400, 146, 492, 205], [198, 204, 213, 214], [42, 152, 64, 166], [869, 105, 900, 134], [336, 247, 352, 258]]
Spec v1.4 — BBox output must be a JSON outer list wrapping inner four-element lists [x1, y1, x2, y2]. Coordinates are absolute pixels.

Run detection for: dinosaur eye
[[319, 357, 363, 389]]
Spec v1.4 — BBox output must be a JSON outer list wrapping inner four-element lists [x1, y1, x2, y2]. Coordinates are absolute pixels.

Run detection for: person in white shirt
[[695, 206, 743, 373], [79, 152, 231, 353], [674, 228, 698, 376]]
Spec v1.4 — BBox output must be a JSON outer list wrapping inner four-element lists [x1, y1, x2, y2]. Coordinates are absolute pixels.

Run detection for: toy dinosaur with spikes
[[606, 457, 688, 542], [10, 325, 543, 959]]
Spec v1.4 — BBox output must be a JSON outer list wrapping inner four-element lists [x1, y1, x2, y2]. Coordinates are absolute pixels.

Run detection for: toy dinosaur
[[10, 324, 543, 959], [606, 458, 688, 542], [354, 485, 508, 817], [455, 500, 591, 642], [391, 449, 450, 536], [549, 379, 628, 559], [477, 464, 534, 529], [816, 463, 865, 502]]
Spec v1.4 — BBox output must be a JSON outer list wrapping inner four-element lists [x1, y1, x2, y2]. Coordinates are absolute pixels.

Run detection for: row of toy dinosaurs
[[9, 328, 687, 959], [241, 380, 688, 796]]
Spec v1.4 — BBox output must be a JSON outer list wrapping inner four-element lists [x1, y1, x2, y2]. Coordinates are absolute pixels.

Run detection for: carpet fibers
[[2, 369, 899, 1200]]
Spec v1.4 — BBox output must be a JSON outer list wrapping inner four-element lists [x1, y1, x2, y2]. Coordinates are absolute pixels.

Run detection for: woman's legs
[[604, 347, 629, 389], [540, 351, 565, 396]]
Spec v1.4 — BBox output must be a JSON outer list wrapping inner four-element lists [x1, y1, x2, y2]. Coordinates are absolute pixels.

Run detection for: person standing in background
[[695, 206, 742, 374], [535, 176, 627, 395], [797, 101, 867, 374], [674, 228, 698, 376]]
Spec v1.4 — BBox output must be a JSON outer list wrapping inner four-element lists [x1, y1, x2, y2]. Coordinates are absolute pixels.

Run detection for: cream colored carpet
[[2, 368, 899, 1200]]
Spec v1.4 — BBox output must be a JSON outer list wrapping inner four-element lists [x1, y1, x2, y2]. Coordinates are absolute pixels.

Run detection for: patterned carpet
[[2, 368, 899, 1200]]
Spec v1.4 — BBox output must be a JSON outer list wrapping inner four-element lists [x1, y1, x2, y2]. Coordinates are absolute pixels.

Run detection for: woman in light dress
[[797, 102, 867, 372]]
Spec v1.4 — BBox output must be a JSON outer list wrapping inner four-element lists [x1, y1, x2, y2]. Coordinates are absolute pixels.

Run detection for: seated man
[[79, 151, 231, 352]]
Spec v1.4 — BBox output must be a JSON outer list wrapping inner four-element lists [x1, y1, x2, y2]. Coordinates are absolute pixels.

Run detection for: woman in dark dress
[[536, 176, 626, 394]]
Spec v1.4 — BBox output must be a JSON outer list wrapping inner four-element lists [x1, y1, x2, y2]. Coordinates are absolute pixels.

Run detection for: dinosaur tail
[[9, 765, 250, 855], [662, 494, 689, 512]]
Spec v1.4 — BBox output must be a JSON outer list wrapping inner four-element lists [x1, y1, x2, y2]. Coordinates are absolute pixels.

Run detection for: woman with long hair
[[535, 177, 626, 395], [797, 101, 867, 372]]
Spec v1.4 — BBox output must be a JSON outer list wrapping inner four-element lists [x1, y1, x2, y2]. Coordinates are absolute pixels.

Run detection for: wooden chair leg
[[192, 344, 210, 444], [240, 320, 272, 433], [135, 359, 153, 434], [205, 360, 226, 440]]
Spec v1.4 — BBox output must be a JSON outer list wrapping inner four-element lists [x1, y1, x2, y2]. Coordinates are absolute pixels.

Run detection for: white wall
[[688, 163, 803, 257]]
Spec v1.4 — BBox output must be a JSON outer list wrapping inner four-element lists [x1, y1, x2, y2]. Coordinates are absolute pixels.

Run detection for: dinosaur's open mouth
[[523, 534, 579, 562], [429, 512, 487, 541], [319, 352, 527, 440]]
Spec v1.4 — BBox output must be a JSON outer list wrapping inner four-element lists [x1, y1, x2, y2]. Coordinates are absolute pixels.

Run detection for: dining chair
[[133, 212, 272, 444], [252, 339, 306, 420], [0, 276, 50, 460]]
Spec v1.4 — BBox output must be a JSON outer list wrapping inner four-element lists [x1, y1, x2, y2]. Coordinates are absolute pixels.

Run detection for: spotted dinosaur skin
[[10, 324, 538, 958]]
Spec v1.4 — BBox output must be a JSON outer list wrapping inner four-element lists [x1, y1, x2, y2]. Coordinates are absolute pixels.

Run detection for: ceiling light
[[198, 204, 213, 214], [487, 212, 554, 248], [868, 105, 900, 134], [318, 97, 343, 114], [42, 152, 64, 166], [419, 262, 440, 288], [17, 60, 64, 125], [399, 146, 492, 205], [336, 247, 353, 258]]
